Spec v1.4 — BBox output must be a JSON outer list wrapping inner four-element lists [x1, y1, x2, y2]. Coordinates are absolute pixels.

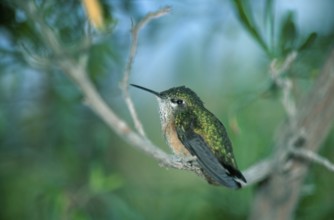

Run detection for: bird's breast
[[163, 121, 191, 157]]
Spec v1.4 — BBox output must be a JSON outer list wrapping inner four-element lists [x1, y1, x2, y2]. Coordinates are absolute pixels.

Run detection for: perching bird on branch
[[131, 84, 246, 189]]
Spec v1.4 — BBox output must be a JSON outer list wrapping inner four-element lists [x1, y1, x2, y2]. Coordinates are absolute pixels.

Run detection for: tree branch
[[250, 48, 334, 220], [269, 51, 298, 120], [120, 6, 171, 137], [290, 147, 334, 172], [242, 159, 273, 186]]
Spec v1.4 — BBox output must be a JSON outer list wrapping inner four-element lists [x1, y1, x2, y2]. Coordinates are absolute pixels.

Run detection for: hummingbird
[[131, 84, 247, 189]]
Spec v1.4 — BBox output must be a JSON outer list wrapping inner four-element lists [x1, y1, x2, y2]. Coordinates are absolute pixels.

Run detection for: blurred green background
[[1, 0, 334, 219]]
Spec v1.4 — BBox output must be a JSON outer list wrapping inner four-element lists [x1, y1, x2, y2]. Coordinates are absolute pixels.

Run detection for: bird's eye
[[171, 98, 184, 105]]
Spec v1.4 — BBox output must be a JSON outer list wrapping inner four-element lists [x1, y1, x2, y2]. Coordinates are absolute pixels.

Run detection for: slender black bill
[[130, 84, 161, 97]]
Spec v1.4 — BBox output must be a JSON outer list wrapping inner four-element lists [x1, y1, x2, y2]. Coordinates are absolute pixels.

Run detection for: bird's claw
[[183, 155, 197, 163], [171, 155, 197, 164]]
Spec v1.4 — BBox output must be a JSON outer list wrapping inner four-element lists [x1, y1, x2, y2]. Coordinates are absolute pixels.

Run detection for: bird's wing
[[177, 128, 242, 189]]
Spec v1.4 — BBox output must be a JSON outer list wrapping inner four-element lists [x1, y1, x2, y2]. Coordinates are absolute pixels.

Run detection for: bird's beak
[[130, 84, 161, 98]]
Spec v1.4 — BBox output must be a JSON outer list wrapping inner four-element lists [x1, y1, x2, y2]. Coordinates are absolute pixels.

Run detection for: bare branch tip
[[160, 5, 172, 14], [290, 148, 334, 172]]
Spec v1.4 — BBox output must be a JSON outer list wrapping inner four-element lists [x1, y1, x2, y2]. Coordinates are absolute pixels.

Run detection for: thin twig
[[290, 148, 334, 172], [122, 6, 171, 87], [121, 6, 172, 137], [269, 51, 298, 120]]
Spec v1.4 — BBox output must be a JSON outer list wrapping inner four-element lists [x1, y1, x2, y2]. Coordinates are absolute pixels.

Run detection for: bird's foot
[[183, 155, 197, 163], [171, 155, 197, 164]]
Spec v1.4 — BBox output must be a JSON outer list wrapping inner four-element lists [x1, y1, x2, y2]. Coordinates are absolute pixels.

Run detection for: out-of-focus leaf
[[87, 42, 118, 82], [0, 1, 15, 27], [52, 191, 70, 218], [229, 116, 240, 135], [264, 0, 274, 24], [298, 32, 317, 51], [81, 0, 116, 32], [89, 164, 123, 193], [279, 11, 297, 55], [82, 0, 105, 30], [232, 0, 272, 57]]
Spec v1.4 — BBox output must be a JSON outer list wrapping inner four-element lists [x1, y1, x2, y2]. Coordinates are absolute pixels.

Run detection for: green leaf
[[89, 164, 123, 194], [279, 11, 297, 55], [232, 0, 272, 57], [298, 32, 317, 51]]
